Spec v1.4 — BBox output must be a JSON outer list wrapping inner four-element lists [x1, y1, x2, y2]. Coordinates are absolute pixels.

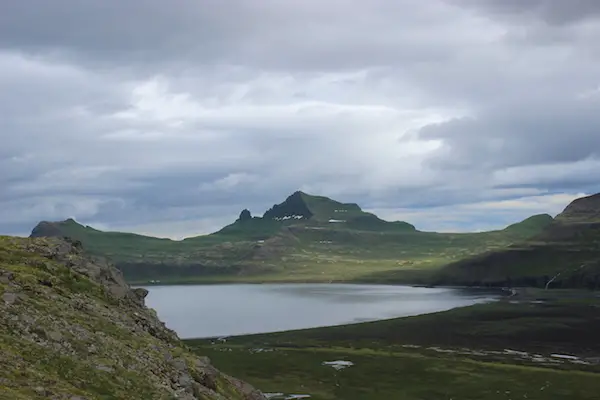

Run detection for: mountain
[[0, 235, 265, 399], [434, 193, 600, 288], [30, 191, 553, 284], [215, 191, 415, 239]]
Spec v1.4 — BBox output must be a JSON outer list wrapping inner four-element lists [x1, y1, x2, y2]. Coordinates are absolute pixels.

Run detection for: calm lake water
[[142, 284, 499, 339]]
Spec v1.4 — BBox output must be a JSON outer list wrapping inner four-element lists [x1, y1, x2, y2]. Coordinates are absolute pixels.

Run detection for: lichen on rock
[[0, 236, 265, 400]]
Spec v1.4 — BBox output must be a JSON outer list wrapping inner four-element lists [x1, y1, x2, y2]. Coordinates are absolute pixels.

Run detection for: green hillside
[[434, 193, 600, 289], [30, 191, 554, 284], [0, 236, 264, 399]]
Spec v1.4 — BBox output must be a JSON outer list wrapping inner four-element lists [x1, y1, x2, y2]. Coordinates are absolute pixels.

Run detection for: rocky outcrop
[[237, 209, 253, 222], [0, 236, 266, 400]]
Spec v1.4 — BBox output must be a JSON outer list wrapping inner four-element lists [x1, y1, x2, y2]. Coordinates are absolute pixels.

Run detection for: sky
[[1, 0, 599, 239]]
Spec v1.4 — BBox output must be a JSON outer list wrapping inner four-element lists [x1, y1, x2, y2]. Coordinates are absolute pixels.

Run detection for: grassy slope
[[434, 194, 600, 288], [186, 289, 600, 399], [29, 192, 554, 284], [0, 236, 263, 400]]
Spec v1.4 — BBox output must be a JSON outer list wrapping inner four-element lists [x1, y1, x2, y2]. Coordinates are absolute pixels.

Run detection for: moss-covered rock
[[0, 236, 265, 400]]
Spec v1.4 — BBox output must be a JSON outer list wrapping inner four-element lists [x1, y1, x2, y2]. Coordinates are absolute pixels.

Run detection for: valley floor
[[185, 289, 600, 399]]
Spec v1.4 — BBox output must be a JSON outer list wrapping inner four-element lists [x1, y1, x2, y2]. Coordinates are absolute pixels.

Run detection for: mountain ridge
[[29, 191, 556, 284], [33, 191, 550, 240]]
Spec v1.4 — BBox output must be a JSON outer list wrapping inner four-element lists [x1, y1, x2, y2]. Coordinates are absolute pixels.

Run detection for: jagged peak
[[237, 209, 252, 222], [263, 192, 313, 221]]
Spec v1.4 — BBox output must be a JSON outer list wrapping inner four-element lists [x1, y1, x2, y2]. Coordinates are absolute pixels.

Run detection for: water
[[141, 283, 499, 339]]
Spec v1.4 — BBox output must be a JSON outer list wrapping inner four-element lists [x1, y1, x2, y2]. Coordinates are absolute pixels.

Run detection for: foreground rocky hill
[[29, 191, 552, 284], [435, 193, 600, 288], [0, 236, 265, 400]]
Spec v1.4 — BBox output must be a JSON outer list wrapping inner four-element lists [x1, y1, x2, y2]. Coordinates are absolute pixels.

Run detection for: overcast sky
[[1, 0, 599, 238]]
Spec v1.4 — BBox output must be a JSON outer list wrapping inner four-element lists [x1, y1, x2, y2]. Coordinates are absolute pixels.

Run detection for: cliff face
[[0, 236, 265, 400]]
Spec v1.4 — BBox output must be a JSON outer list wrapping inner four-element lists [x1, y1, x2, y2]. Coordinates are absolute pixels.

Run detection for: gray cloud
[[0, 1, 499, 71], [455, 0, 600, 25], [1, 0, 599, 237], [420, 96, 600, 170]]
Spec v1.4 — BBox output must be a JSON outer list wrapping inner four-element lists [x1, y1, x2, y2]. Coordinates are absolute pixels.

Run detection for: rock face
[[238, 209, 253, 222], [0, 236, 266, 400]]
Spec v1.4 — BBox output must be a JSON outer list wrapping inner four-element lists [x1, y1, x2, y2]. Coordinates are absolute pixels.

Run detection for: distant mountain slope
[[0, 236, 265, 399], [502, 213, 554, 237], [434, 193, 600, 289], [30, 191, 553, 284]]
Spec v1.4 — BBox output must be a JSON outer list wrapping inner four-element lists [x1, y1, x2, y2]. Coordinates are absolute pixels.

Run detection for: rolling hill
[[434, 193, 600, 289], [30, 191, 553, 284]]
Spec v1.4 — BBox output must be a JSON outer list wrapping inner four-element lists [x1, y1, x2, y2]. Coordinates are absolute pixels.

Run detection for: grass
[[187, 345, 600, 400], [185, 289, 600, 399]]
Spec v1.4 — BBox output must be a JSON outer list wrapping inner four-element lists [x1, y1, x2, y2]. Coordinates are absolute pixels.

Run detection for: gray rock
[[106, 283, 128, 300], [195, 356, 211, 367], [162, 350, 174, 362], [33, 386, 48, 396], [20, 314, 35, 325], [132, 288, 149, 303], [95, 364, 114, 373], [178, 373, 194, 390], [174, 391, 197, 400], [172, 357, 187, 371], [2, 291, 17, 305], [226, 375, 268, 400], [47, 330, 63, 342], [0, 270, 15, 283]]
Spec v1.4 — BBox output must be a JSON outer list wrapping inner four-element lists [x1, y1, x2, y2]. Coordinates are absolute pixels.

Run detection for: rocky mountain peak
[[263, 191, 314, 221]]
